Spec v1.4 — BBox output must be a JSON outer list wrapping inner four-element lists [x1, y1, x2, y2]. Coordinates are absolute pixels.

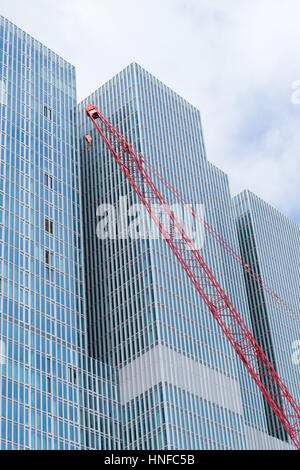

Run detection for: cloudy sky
[[0, 0, 299, 223]]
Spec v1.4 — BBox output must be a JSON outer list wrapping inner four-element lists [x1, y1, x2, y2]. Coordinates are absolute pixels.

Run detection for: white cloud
[[0, 0, 299, 221]]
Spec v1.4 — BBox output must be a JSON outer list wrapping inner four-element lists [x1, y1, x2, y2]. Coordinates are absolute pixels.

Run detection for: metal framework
[[141, 156, 298, 324], [85, 104, 300, 449]]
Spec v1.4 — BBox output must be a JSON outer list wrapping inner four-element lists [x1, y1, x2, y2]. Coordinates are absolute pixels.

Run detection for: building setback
[[78, 63, 296, 450], [0, 14, 298, 450], [234, 190, 300, 449]]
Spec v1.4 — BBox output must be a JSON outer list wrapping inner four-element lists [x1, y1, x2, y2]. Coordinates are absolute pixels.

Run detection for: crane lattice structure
[[85, 104, 300, 449]]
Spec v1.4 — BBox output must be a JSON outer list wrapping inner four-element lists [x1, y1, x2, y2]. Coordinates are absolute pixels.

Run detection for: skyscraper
[[0, 14, 298, 450], [234, 190, 300, 449], [0, 15, 119, 450], [79, 63, 280, 450]]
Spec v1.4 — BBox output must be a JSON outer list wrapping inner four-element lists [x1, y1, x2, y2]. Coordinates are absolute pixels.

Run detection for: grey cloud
[[0, 0, 299, 222]]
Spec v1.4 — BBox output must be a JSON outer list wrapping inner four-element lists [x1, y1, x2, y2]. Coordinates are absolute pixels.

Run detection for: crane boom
[[141, 156, 298, 323], [85, 104, 300, 449]]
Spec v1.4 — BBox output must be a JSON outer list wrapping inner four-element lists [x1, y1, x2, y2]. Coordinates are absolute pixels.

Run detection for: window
[[0, 80, 6, 105], [45, 267, 54, 282], [68, 367, 77, 385], [45, 250, 54, 266], [44, 173, 53, 189], [45, 218, 54, 234], [45, 250, 54, 268], [43, 105, 52, 120]]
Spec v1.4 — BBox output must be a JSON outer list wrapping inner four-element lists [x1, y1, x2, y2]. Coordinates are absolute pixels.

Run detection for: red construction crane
[[85, 104, 300, 450]]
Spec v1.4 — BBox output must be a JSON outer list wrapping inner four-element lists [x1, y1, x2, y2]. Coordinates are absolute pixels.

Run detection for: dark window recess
[[47, 377, 51, 393], [45, 250, 54, 266], [45, 250, 54, 267], [0, 278, 2, 294], [45, 218, 54, 234], [44, 105, 52, 120], [44, 173, 53, 189], [68, 367, 77, 385]]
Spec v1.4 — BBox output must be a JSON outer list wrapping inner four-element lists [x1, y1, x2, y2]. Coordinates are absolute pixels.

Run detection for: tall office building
[[0, 16, 120, 450], [234, 190, 300, 449], [79, 63, 294, 450], [0, 14, 298, 450]]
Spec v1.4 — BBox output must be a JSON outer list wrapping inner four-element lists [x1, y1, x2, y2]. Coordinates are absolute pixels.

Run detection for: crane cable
[[140, 155, 299, 325]]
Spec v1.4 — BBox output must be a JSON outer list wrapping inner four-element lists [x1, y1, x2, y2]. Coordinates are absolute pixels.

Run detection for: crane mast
[[85, 104, 300, 449]]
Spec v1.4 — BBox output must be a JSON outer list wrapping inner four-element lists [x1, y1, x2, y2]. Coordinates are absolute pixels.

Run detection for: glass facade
[[0, 16, 120, 450], [234, 190, 300, 449], [78, 63, 278, 450], [0, 15, 298, 450]]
